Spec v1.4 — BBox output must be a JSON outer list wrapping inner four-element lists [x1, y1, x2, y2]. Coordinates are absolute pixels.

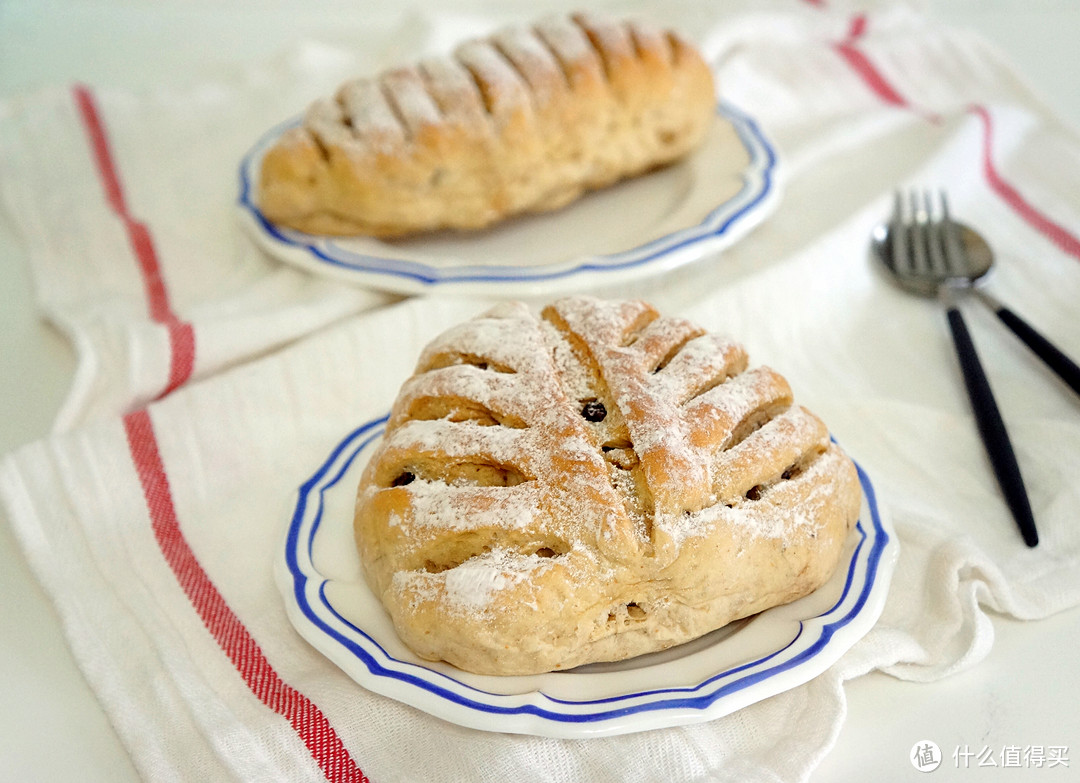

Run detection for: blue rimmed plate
[[240, 101, 780, 296], [275, 416, 897, 738]]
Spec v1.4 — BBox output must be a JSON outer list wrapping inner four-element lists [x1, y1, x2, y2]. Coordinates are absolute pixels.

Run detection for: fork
[[881, 189, 1039, 547]]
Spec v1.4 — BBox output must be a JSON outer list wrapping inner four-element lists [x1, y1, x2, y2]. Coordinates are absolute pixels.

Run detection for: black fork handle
[[946, 306, 1039, 547], [992, 305, 1080, 398]]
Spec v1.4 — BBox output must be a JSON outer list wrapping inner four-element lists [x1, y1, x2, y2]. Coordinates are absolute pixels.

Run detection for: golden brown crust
[[257, 13, 716, 237], [353, 297, 862, 675]]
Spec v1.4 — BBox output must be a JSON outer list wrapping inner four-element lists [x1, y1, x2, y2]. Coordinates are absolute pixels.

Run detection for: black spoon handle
[[945, 305, 1039, 547], [991, 305, 1080, 398]]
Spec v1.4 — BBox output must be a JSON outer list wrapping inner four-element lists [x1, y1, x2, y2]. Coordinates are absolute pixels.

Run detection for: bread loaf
[[353, 296, 862, 675], [258, 13, 716, 237]]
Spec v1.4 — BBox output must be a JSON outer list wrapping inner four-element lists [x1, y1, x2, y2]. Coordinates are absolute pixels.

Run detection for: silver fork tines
[[910, 190, 931, 276], [889, 188, 968, 295], [939, 192, 967, 276], [888, 189, 909, 277], [924, 190, 949, 276]]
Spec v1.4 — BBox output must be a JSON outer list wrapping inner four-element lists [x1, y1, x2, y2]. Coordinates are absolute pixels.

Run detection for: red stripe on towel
[[971, 104, 1080, 260], [845, 13, 868, 41], [123, 410, 369, 783], [833, 43, 909, 107], [833, 14, 908, 109], [73, 84, 196, 397], [818, 15, 1080, 259]]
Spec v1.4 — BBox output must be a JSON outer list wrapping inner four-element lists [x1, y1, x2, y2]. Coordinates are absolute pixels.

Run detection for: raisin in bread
[[258, 13, 715, 237], [354, 297, 861, 675]]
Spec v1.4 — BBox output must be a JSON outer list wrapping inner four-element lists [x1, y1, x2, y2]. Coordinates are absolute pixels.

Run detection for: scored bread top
[[258, 13, 716, 237], [354, 297, 861, 675]]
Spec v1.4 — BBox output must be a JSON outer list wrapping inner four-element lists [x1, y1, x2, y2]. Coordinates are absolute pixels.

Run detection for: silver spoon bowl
[[871, 211, 992, 297], [872, 190, 1080, 397]]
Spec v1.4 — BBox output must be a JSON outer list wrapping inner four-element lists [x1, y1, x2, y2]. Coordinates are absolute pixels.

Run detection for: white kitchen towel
[[3, 2, 1080, 782], [0, 37, 402, 432]]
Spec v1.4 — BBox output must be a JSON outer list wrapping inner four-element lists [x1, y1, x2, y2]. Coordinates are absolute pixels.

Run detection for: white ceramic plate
[[239, 101, 780, 296], [276, 416, 897, 739]]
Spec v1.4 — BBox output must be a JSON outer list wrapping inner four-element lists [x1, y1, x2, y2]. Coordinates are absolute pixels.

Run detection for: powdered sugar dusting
[[647, 334, 739, 402], [697, 368, 773, 415], [534, 14, 601, 77], [381, 67, 443, 133], [422, 311, 550, 376], [417, 55, 488, 127], [492, 25, 566, 94], [540, 318, 592, 402], [656, 442, 839, 549], [393, 546, 551, 616], [403, 478, 538, 531], [454, 40, 532, 118], [336, 78, 406, 151], [443, 548, 541, 611], [397, 418, 525, 464]]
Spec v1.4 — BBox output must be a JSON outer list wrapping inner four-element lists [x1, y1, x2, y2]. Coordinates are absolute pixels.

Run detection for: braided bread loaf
[[258, 13, 715, 237], [354, 297, 862, 675]]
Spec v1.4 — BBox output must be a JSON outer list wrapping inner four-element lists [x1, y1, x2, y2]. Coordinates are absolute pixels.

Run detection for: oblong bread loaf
[[258, 13, 716, 237]]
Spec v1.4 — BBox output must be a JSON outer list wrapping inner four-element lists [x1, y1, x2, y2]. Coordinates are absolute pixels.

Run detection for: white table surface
[[1, 1, 1078, 781]]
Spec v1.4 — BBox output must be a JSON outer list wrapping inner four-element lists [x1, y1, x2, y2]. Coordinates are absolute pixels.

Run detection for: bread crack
[[308, 129, 334, 165], [530, 24, 572, 88], [334, 79, 406, 148], [739, 444, 827, 506], [405, 395, 528, 429], [378, 76, 414, 141], [419, 537, 569, 575], [417, 56, 486, 126], [619, 309, 659, 347], [332, 90, 355, 132], [541, 305, 654, 546], [570, 13, 625, 88], [647, 333, 746, 405], [683, 371, 733, 406], [650, 331, 699, 374], [418, 351, 517, 374], [722, 402, 789, 453], [453, 40, 531, 123], [628, 20, 674, 67], [452, 461, 526, 488], [489, 34, 548, 106], [501, 26, 572, 91], [710, 406, 832, 508]]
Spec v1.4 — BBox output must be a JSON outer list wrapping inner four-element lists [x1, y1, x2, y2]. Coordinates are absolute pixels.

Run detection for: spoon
[[872, 189, 1047, 547], [872, 195, 1080, 398]]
